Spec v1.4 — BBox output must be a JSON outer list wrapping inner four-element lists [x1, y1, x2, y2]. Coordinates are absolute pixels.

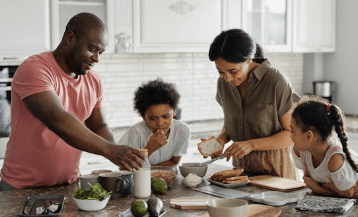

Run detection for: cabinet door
[[242, 0, 292, 52], [292, 0, 336, 52], [51, 0, 115, 53], [0, 0, 51, 62], [131, 0, 240, 53]]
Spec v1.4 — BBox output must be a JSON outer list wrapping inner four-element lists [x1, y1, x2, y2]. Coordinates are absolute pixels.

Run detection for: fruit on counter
[[147, 197, 163, 216], [130, 199, 148, 217], [151, 177, 167, 194]]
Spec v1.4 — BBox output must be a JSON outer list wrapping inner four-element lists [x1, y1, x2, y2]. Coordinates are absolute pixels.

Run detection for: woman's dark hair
[[133, 78, 180, 117], [292, 96, 358, 172], [208, 29, 265, 63]]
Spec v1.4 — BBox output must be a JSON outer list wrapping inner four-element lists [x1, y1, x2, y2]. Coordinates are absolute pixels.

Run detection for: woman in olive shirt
[[206, 29, 300, 179]]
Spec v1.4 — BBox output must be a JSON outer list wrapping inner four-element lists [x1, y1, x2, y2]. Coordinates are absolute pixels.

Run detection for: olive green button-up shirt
[[216, 59, 300, 179]]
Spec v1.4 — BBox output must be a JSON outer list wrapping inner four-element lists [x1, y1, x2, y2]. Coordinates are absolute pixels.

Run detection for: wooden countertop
[[1, 164, 358, 216]]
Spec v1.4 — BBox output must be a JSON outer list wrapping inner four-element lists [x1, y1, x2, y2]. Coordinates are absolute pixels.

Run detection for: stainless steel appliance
[[0, 66, 17, 158]]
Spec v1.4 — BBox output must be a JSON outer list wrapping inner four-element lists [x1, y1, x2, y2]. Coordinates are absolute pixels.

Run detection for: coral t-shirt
[[1, 52, 103, 189]]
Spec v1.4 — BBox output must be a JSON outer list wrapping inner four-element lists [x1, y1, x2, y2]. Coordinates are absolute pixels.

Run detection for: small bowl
[[206, 198, 247, 217], [91, 169, 112, 175], [72, 196, 110, 211], [179, 163, 208, 177], [151, 166, 177, 185]]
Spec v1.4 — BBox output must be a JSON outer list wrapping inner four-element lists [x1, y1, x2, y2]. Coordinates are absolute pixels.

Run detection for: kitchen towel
[[296, 195, 356, 214]]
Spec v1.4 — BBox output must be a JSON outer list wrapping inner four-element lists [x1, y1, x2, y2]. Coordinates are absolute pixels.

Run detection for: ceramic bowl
[[206, 198, 247, 217], [72, 196, 110, 211], [179, 163, 208, 177]]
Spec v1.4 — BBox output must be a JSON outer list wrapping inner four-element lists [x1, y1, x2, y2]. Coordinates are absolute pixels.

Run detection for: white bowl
[[206, 198, 247, 217], [179, 163, 208, 177], [72, 196, 110, 211]]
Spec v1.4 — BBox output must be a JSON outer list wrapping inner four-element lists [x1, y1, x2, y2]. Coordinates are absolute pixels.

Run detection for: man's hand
[[146, 129, 167, 155], [106, 145, 145, 171]]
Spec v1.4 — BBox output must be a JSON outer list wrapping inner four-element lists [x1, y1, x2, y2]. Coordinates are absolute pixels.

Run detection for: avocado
[[147, 197, 163, 216], [151, 177, 167, 194], [130, 199, 148, 217]]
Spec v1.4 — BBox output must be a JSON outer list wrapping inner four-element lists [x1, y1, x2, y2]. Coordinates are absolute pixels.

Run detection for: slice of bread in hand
[[197, 136, 223, 158]]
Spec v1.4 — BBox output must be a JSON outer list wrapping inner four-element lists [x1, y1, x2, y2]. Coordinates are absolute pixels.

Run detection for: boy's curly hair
[[134, 78, 180, 117]]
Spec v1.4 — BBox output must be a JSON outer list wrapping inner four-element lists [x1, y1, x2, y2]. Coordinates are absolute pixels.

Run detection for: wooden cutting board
[[249, 175, 306, 192], [170, 196, 212, 210], [201, 204, 281, 217], [245, 204, 281, 217]]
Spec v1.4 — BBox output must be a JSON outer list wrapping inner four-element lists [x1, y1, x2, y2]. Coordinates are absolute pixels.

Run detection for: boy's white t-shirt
[[118, 119, 190, 165]]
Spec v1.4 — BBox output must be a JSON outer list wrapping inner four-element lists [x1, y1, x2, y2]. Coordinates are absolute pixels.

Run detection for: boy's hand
[[146, 129, 167, 155]]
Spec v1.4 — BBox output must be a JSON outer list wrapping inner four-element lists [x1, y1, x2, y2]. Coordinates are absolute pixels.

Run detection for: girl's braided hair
[[292, 96, 358, 172]]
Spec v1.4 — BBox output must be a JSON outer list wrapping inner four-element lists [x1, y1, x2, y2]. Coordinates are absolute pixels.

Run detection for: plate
[[18, 195, 65, 217], [250, 191, 299, 206], [119, 208, 166, 217], [207, 179, 250, 188]]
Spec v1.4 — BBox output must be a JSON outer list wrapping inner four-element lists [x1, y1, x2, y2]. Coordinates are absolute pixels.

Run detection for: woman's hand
[[146, 129, 167, 155], [223, 141, 253, 160]]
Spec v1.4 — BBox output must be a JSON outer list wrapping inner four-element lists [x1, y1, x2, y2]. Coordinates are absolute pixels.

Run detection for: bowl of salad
[[72, 183, 111, 211]]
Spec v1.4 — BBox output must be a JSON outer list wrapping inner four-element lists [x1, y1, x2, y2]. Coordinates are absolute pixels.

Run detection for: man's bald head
[[63, 12, 106, 41]]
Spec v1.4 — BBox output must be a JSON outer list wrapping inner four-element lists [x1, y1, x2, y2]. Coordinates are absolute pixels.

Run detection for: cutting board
[[170, 196, 212, 210], [201, 204, 281, 217], [245, 204, 281, 217], [249, 175, 306, 192]]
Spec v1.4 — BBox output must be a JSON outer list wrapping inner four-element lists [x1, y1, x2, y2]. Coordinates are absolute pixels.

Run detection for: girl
[[118, 78, 190, 167], [291, 96, 358, 198]]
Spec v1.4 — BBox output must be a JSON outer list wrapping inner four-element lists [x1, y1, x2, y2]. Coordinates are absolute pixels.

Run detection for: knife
[[23, 197, 35, 215]]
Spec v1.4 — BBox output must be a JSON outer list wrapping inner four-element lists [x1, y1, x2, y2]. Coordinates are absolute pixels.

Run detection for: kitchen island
[[1, 164, 358, 217]]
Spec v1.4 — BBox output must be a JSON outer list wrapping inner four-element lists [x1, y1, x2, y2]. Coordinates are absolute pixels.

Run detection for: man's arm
[[23, 90, 144, 171], [85, 107, 115, 143]]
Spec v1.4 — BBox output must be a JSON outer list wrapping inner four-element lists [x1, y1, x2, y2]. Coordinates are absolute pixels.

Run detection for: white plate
[[207, 179, 250, 188], [250, 191, 299, 206]]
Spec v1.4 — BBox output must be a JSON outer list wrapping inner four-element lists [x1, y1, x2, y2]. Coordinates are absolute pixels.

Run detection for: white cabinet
[[292, 0, 336, 52], [242, 0, 292, 52], [242, 0, 336, 53], [0, 0, 51, 63], [115, 0, 241, 53], [51, 0, 115, 53]]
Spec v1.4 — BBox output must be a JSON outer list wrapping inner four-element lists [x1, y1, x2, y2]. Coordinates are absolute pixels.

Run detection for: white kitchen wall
[[93, 52, 303, 128], [303, 0, 358, 116]]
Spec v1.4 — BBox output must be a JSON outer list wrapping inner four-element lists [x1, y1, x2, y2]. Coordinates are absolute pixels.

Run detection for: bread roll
[[197, 136, 223, 158]]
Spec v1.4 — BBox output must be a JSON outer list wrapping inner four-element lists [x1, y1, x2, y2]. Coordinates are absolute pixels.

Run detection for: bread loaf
[[197, 136, 223, 158], [209, 169, 244, 181]]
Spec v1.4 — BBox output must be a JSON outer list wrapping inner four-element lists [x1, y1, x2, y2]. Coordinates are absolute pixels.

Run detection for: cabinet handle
[[87, 160, 109, 165], [3, 57, 27, 61]]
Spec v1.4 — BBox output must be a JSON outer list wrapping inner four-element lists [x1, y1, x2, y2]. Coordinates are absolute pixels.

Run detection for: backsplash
[[93, 53, 303, 128]]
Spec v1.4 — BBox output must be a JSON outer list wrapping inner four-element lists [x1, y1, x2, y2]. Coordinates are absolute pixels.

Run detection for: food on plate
[[222, 176, 249, 184], [131, 199, 148, 217], [151, 177, 168, 194], [147, 197, 164, 216], [209, 169, 245, 181], [197, 136, 223, 158]]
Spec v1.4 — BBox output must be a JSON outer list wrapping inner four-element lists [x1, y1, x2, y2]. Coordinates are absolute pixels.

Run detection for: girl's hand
[[323, 182, 358, 198], [146, 129, 167, 153], [303, 176, 321, 192], [223, 141, 253, 160]]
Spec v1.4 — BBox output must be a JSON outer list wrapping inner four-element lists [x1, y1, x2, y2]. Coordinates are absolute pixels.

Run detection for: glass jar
[[133, 149, 151, 198]]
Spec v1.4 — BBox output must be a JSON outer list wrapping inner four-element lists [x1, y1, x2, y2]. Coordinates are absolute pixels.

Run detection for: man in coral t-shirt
[[0, 13, 144, 190]]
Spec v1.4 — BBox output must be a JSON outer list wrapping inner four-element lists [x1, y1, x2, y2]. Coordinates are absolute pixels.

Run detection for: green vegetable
[[72, 183, 111, 201], [151, 177, 167, 194], [130, 199, 148, 217]]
